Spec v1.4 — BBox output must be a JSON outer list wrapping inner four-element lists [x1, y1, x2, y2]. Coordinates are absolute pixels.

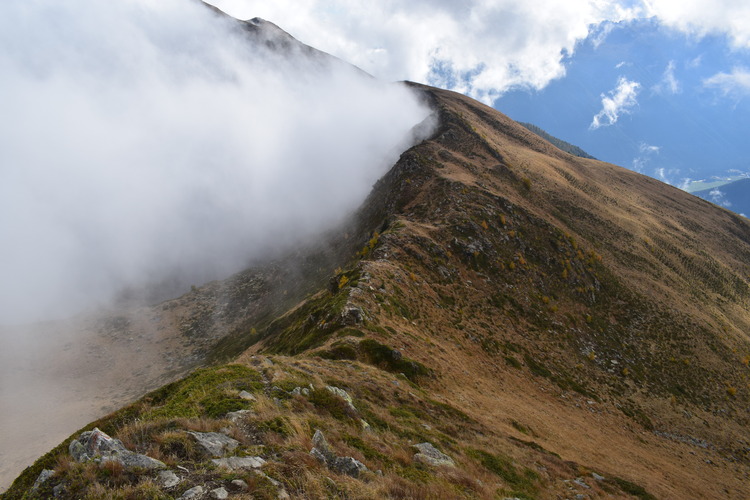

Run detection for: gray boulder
[[179, 485, 204, 499], [157, 470, 181, 488], [211, 487, 229, 499], [31, 469, 55, 492], [310, 429, 336, 465], [68, 428, 165, 470], [412, 442, 455, 467], [188, 431, 239, 457], [238, 390, 256, 401], [309, 429, 368, 478], [230, 479, 249, 491], [331, 456, 368, 478], [212, 456, 266, 469]]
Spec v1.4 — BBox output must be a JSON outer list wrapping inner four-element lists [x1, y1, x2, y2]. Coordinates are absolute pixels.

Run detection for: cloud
[[0, 0, 432, 324], [639, 142, 661, 154], [203, 1, 750, 104], [632, 142, 660, 173], [653, 60, 681, 94], [208, 0, 642, 104], [703, 67, 750, 97], [643, 0, 750, 49], [708, 188, 732, 207], [590, 77, 641, 129]]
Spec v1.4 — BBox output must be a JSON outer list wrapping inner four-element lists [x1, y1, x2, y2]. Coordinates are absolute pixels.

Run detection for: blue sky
[[497, 19, 750, 187], [209, 1, 750, 188]]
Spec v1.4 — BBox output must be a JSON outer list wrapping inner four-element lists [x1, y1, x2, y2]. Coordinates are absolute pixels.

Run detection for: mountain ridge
[[7, 83, 749, 500], [4, 12, 750, 500]]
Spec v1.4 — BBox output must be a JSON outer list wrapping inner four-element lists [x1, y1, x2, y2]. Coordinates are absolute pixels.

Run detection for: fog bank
[[0, 0, 432, 323]]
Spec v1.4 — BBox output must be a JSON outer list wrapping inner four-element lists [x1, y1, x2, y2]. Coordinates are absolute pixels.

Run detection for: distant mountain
[[518, 121, 596, 159], [693, 177, 750, 217]]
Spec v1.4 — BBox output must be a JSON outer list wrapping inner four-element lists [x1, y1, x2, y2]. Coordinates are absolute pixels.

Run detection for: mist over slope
[[0, 0, 432, 324]]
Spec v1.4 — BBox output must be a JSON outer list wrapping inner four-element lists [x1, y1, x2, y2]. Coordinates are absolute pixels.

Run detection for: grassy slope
[[5, 85, 750, 499]]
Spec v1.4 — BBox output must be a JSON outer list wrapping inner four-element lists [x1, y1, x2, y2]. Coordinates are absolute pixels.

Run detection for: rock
[[188, 431, 239, 457], [290, 386, 311, 397], [212, 456, 266, 469], [592, 472, 605, 481], [157, 470, 181, 488], [341, 305, 364, 325], [325, 386, 356, 411], [412, 442, 455, 467], [211, 487, 229, 499], [52, 483, 66, 497], [226, 409, 253, 422], [31, 469, 55, 492], [238, 390, 256, 401], [331, 456, 369, 478], [310, 429, 336, 465], [179, 485, 204, 499], [255, 471, 290, 499], [573, 477, 591, 489], [68, 428, 165, 470], [230, 479, 249, 491], [360, 419, 371, 432], [309, 430, 368, 478]]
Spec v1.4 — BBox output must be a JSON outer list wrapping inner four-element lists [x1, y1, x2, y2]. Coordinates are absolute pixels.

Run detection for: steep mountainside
[[693, 177, 750, 218], [6, 83, 750, 499]]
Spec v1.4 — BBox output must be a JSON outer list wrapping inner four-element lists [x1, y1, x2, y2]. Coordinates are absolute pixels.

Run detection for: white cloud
[[0, 0, 432, 323], [654, 167, 685, 186], [703, 67, 750, 97], [633, 142, 660, 172], [708, 188, 732, 207], [643, 0, 750, 49], [639, 142, 661, 153], [203, 1, 750, 104], [590, 77, 641, 129], [653, 60, 681, 94], [208, 0, 643, 103], [687, 55, 703, 68]]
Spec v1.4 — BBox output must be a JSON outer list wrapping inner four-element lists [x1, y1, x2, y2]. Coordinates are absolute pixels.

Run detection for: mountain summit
[[4, 11, 750, 500]]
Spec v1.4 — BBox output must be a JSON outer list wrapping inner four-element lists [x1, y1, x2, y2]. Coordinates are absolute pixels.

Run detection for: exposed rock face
[[412, 442, 455, 467], [187, 431, 239, 457], [68, 428, 165, 470]]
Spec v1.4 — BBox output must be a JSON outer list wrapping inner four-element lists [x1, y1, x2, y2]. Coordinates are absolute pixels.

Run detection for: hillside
[[5, 80, 750, 499], [693, 177, 750, 218]]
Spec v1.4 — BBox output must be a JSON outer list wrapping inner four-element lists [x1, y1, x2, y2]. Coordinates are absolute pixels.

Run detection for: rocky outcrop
[[309, 430, 368, 478], [68, 428, 165, 470]]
